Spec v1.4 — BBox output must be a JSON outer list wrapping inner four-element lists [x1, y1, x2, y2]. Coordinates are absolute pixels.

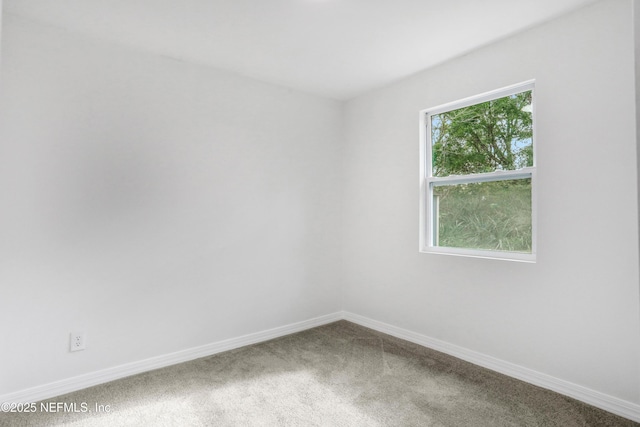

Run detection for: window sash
[[425, 172, 535, 261]]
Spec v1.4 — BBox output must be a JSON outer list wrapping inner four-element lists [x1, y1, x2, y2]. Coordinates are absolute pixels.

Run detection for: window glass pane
[[433, 179, 532, 253], [431, 91, 533, 177]]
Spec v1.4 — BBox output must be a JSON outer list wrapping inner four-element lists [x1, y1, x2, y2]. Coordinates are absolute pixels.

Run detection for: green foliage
[[429, 90, 534, 253], [434, 180, 532, 252], [432, 91, 533, 177]]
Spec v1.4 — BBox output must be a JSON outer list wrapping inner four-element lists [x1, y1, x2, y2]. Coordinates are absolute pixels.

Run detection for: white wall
[[635, 0, 640, 276], [342, 0, 640, 404], [0, 1, 2, 69], [0, 15, 343, 395]]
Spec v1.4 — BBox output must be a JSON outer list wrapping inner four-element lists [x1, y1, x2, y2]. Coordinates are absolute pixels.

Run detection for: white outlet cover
[[70, 332, 86, 352]]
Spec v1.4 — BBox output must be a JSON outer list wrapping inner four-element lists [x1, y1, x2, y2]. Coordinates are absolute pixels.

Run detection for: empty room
[[1, 0, 640, 425]]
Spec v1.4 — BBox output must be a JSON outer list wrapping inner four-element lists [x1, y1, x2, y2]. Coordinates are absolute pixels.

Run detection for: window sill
[[420, 246, 536, 263]]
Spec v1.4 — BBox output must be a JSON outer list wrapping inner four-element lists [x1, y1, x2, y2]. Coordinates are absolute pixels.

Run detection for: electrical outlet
[[70, 332, 86, 352]]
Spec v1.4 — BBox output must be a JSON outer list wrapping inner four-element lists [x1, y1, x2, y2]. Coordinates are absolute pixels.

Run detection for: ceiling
[[4, 0, 598, 100]]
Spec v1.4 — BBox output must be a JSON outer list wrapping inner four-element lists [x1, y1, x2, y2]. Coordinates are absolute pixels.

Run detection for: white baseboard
[[342, 311, 640, 423], [0, 312, 342, 405]]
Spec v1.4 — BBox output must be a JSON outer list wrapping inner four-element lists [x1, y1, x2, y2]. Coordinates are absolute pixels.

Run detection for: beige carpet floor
[[1, 320, 637, 426]]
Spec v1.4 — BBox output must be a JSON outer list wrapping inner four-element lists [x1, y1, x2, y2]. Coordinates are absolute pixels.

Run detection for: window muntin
[[420, 82, 536, 262]]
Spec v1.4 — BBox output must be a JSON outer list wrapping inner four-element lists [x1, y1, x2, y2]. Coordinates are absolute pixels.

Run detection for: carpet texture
[[1, 321, 637, 426]]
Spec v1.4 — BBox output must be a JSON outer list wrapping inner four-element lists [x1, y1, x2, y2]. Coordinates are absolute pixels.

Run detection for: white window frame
[[419, 81, 537, 262]]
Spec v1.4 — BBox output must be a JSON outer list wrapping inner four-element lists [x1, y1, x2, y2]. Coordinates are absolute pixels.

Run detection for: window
[[419, 81, 536, 262]]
